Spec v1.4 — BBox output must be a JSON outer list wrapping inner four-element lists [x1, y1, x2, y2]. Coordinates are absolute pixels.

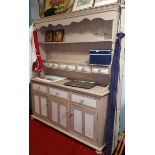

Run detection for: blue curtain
[[105, 32, 125, 155]]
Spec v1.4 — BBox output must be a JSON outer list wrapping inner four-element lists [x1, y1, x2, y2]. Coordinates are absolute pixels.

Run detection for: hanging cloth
[[32, 30, 43, 72], [105, 32, 125, 155]]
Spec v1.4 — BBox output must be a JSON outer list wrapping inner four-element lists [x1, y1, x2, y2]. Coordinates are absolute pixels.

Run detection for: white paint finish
[[40, 97, 47, 117], [71, 93, 96, 108], [52, 102, 58, 123], [85, 113, 94, 139], [32, 83, 39, 90], [49, 87, 68, 99], [59, 105, 67, 127], [32, 83, 48, 93], [73, 109, 82, 133], [34, 95, 40, 114], [39, 85, 48, 93]]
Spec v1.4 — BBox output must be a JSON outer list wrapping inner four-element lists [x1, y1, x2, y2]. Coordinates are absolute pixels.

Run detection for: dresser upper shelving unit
[[32, 3, 120, 86]]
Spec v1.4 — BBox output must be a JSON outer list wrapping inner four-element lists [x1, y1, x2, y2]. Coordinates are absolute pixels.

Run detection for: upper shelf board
[[33, 3, 120, 29]]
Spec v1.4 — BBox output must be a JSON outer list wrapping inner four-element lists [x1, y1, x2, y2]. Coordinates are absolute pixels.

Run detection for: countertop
[[31, 78, 109, 97]]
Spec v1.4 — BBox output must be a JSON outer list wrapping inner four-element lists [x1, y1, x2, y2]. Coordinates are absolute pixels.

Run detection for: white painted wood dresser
[[31, 3, 120, 153]]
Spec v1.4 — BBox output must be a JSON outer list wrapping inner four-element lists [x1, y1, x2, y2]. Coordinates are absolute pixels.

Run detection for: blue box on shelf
[[89, 49, 112, 65]]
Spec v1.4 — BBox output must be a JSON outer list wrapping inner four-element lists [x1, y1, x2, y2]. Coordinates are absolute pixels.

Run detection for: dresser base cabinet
[[31, 80, 109, 152]]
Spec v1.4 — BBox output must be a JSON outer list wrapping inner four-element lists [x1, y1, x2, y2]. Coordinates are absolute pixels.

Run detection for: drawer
[[32, 83, 48, 93], [71, 93, 96, 108], [49, 87, 68, 99]]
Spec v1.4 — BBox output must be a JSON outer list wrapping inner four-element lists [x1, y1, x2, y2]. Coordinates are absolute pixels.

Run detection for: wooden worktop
[[31, 78, 109, 98]]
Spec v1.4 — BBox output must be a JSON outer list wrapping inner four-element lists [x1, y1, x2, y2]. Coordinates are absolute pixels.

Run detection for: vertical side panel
[[34, 95, 40, 114], [52, 102, 58, 123]]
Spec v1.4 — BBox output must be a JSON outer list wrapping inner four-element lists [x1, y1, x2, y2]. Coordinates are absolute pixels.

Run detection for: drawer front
[[71, 93, 96, 108], [32, 83, 39, 90], [32, 83, 48, 93], [39, 85, 48, 93], [49, 87, 68, 99]]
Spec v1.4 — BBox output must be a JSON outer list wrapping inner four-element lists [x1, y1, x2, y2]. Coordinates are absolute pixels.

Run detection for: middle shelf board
[[39, 39, 113, 44]]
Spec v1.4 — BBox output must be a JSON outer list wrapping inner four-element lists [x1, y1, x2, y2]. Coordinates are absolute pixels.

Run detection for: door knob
[[69, 112, 74, 117]]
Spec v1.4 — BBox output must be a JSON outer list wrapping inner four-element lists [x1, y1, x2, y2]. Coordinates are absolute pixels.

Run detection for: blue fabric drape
[[105, 32, 125, 155]]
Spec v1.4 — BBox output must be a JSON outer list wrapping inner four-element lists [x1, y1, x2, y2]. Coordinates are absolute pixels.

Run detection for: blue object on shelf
[[89, 49, 111, 65]]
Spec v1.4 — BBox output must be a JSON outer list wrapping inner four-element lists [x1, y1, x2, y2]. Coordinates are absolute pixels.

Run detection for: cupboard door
[[59, 103, 68, 129], [71, 104, 97, 143], [33, 94, 40, 114], [70, 105, 83, 135], [48, 97, 69, 130], [40, 96, 48, 117]]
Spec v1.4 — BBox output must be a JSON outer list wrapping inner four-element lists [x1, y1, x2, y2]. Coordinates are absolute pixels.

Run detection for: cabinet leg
[[95, 150, 103, 154]]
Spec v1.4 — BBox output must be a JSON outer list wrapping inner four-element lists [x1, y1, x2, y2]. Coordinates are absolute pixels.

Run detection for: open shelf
[[39, 39, 113, 44]]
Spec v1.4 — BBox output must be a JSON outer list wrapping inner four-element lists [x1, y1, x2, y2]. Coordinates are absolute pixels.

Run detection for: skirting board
[[31, 115, 105, 152]]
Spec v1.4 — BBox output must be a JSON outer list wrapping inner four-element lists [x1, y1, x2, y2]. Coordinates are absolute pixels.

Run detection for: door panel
[[59, 104, 67, 127], [40, 97, 48, 117], [85, 112, 94, 139], [34, 95, 40, 114], [73, 109, 82, 133], [51, 102, 58, 123]]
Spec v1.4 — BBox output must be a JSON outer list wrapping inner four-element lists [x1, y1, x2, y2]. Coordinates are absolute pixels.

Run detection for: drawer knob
[[80, 99, 84, 104], [65, 111, 68, 115], [56, 91, 60, 96], [69, 112, 74, 117]]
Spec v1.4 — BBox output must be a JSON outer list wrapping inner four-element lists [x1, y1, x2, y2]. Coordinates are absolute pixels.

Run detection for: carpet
[[29, 118, 99, 155]]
